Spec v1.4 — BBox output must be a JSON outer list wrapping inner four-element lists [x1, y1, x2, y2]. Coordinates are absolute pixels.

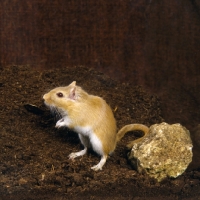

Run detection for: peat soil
[[0, 66, 200, 200]]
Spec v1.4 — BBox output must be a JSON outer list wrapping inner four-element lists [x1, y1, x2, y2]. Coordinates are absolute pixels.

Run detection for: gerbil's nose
[[43, 94, 46, 100]]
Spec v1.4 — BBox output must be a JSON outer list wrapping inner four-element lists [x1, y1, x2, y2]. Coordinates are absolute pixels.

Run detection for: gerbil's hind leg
[[69, 134, 89, 160], [69, 147, 87, 159], [91, 155, 107, 171]]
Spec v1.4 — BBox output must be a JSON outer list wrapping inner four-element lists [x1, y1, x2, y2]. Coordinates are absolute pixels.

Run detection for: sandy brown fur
[[43, 81, 149, 170]]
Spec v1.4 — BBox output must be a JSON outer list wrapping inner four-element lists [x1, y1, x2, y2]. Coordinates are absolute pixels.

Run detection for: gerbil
[[43, 81, 149, 171]]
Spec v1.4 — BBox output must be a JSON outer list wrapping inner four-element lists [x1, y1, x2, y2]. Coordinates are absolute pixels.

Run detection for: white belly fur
[[74, 126, 104, 156]]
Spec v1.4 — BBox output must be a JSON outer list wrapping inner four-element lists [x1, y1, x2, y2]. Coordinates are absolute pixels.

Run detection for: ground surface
[[0, 66, 200, 200]]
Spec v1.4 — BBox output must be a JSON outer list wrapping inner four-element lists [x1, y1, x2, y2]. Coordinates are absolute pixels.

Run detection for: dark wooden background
[[1, 0, 200, 172], [0, 0, 200, 92]]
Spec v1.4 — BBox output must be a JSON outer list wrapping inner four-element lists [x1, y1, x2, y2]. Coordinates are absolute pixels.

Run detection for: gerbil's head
[[43, 81, 88, 115]]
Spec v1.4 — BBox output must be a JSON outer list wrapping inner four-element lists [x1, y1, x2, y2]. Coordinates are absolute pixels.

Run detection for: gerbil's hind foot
[[68, 148, 87, 160], [91, 155, 107, 171]]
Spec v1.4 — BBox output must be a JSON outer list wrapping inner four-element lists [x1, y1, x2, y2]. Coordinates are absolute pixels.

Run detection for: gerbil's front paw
[[55, 118, 65, 128]]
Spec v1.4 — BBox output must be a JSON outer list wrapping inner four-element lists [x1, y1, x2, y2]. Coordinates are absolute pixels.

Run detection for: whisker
[[49, 106, 62, 121], [55, 107, 62, 119]]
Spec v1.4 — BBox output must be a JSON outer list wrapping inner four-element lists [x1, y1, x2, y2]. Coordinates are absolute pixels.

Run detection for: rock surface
[[128, 122, 193, 182]]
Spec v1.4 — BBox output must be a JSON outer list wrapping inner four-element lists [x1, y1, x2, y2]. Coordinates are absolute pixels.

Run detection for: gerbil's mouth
[[43, 100, 54, 110]]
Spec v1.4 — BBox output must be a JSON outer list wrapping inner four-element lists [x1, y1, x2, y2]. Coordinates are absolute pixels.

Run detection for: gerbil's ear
[[69, 81, 76, 87], [69, 86, 77, 100]]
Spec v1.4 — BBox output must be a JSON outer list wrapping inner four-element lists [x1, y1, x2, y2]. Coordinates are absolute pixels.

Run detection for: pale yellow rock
[[128, 122, 193, 182]]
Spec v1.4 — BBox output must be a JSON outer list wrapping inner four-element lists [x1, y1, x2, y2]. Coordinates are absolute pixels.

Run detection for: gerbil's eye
[[56, 92, 64, 98]]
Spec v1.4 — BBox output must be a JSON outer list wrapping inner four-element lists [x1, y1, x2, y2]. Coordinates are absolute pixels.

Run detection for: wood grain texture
[[0, 0, 200, 90]]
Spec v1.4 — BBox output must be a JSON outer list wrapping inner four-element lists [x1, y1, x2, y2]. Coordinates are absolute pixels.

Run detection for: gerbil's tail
[[116, 124, 149, 150]]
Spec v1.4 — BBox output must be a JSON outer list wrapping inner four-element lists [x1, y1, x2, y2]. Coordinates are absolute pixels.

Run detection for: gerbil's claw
[[55, 124, 59, 128], [55, 124, 61, 128]]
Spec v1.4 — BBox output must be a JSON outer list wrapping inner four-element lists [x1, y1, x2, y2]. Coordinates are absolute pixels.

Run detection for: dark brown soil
[[0, 66, 200, 200]]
